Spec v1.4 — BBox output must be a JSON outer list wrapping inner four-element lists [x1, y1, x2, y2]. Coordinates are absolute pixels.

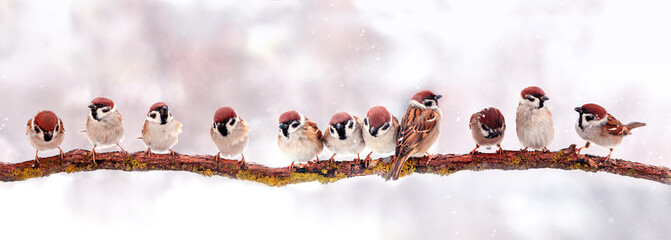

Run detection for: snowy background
[[1, 0, 671, 239]]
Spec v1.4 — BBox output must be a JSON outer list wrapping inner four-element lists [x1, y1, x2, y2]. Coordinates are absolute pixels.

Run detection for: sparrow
[[469, 107, 506, 154], [515, 86, 554, 152], [386, 90, 442, 181], [361, 105, 399, 164], [141, 102, 182, 156], [86, 97, 126, 163], [574, 103, 646, 160], [26, 111, 65, 164], [277, 110, 324, 169], [323, 112, 365, 163], [210, 107, 249, 164]]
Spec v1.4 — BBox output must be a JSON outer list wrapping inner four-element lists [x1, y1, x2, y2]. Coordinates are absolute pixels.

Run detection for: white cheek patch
[[409, 100, 426, 109], [480, 127, 489, 136], [289, 124, 302, 133], [146, 111, 161, 122]]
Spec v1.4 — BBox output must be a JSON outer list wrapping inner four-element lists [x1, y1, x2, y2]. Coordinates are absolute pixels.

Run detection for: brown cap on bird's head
[[90, 97, 115, 108], [329, 112, 353, 125], [520, 86, 547, 98], [148, 102, 168, 114], [411, 90, 441, 102], [367, 106, 391, 128], [478, 107, 505, 129], [34, 111, 59, 131], [578, 103, 607, 120], [279, 110, 302, 124], [214, 107, 238, 123]]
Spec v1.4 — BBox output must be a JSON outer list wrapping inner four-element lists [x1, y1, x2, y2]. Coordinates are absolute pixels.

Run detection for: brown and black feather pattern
[[386, 106, 439, 181]]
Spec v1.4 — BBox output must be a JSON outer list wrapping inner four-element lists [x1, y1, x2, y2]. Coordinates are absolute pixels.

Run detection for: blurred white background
[[1, 0, 670, 239]]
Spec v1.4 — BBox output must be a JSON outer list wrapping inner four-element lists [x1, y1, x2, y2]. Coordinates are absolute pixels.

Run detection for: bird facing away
[[387, 90, 442, 181]]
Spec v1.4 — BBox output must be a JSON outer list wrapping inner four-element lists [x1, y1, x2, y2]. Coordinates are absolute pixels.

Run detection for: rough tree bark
[[0, 145, 669, 186]]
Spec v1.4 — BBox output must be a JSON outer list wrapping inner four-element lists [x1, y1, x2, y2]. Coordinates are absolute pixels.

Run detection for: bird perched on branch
[[387, 90, 442, 181], [210, 107, 249, 165], [323, 112, 365, 163], [516, 86, 554, 152], [141, 102, 182, 156], [278, 110, 323, 169], [85, 97, 126, 163], [361, 105, 399, 165], [469, 107, 506, 154], [27, 111, 65, 165], [574, 103, 646, 161]]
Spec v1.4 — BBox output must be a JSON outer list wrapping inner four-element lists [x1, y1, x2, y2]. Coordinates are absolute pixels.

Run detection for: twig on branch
[[0, 145, 669, 186]]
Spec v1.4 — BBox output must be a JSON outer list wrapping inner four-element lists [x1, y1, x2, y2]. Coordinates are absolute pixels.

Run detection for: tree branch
[[1, 145, 669, 186]]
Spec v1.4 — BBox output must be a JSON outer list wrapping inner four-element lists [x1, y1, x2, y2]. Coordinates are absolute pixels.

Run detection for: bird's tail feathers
[[385, 154, 410, 181], [625, 122, 646, 131]]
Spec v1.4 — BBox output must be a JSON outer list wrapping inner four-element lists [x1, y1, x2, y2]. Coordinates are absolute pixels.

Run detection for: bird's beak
[[215, 122, 222, 129], [44, 131, 53, 142], [491, 129, 502, 138], [335, 123, 347, 140], [369, 126, 378, 137], [574, 107, 582, 113], [279, 123, 289, 137], [88, 104, 96, 109], [216, 122, 228, 137], [159, 106, 169, 124], [434, 95, 442, 100], [160, 106, 168, 115], [540, 96, 550, 101]]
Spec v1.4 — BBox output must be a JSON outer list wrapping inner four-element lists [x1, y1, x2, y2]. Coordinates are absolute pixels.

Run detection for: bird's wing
[[305, 119, 323, 141], [391, 115, 400, 130], [141, 120, 148, 136], [174, 121, 183, 136], [322, 124, 332, 140], [395, 107, 438, 157], [26, 119, 32, 135], [603, 113, 627, 136], [58, 118, 65, 133]]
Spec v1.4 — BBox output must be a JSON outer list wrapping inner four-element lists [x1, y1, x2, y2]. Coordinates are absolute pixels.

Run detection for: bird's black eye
[[364, 118, 368, 126], [481, 124, 490, 131], [34, 126, 40, 132], [425, 101, 433, 107], [102, 108, 110, 113], [150, 113, 157, 118], [381, 122, 389, 131], [55, 125, 59, 131], [586, 116, 594, 121], [527, 97, 535, 102], [229, 118, 236, 125], [348, 121, 353, 129], [330, 127, 335, 134], [291, 122, 300, 128]]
